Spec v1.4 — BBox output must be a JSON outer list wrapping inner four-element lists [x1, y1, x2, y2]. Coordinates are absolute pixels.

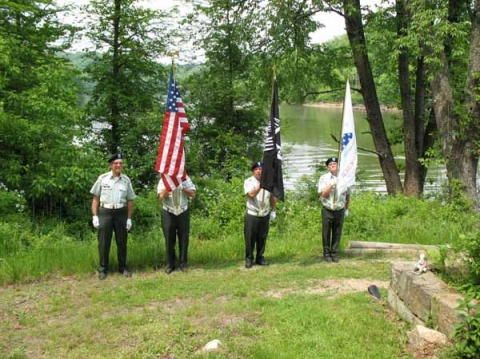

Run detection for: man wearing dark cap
[[243, 161, 277, 268], [90, 153, 136, 280], [157, 176, 196, 274], [317, 156, 351, 263]]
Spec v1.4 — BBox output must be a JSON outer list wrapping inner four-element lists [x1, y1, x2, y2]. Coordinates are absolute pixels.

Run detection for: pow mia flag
[[261, 76, 284, 202]]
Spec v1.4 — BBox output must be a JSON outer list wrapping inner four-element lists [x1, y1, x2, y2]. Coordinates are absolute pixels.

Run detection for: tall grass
[[1, 180, 478, 285]]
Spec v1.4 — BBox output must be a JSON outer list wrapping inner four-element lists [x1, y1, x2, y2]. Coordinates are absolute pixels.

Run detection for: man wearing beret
[[243, 161, 277, 269], [90, 153, 136, 280], [318, 156, 351, 263]]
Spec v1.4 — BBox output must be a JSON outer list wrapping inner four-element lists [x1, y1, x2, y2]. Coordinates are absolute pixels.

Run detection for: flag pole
[[260, 65, 284, 202], [335, 76, 357, 197], [262, 66, 277, 208], [337, 77, 349, 166], [166, 51, 179, 79], [334, 77, 349, 203]]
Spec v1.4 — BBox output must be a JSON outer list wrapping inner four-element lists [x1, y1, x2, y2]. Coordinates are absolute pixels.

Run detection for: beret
[[325, 157, 338, 166], [108, 153, 123, 163], [251, 161, 263, 171]]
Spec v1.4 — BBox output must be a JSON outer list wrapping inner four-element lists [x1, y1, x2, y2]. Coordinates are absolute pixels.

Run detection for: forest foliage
[[0, 0, 479, 258]]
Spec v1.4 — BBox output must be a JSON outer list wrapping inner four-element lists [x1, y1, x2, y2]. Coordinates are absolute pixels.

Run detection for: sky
[[58, 0, 383, 60], [153, 0, 384, 44]]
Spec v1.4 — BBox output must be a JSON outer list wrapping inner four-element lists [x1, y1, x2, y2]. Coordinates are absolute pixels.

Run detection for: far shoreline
[[304, 101, 402, 112]]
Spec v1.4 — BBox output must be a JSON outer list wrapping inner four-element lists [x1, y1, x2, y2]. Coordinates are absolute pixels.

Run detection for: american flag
[[154, 68, 190, 192], [261, 76, 284, 201], [336, 80, 357, 196]]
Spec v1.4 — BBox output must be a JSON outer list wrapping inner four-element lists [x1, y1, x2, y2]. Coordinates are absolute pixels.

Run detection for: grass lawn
[[0, 257, 414, 359]]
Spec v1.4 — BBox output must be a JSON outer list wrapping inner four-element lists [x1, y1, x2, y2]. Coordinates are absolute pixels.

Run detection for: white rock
[[407, 325, 448, 349], [204, 339, 221, 350], [196, 339, 222, 354]]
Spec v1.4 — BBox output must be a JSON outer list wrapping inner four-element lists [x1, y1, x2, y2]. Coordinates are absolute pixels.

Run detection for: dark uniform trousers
[[321, 207, 346, 258], [161, 208, 190, 269], [98, 207, 128, 273], [244, 213, 270, 262]]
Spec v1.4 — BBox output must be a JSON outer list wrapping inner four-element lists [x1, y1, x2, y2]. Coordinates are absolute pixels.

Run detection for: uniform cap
[[108, 153, 123, 163], [251, 161, 263, 171], [325, 157, 338, 166]]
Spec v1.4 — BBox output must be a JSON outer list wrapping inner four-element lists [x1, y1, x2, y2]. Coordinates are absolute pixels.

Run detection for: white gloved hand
[[344, 209, 349, 217], [126, 218, 132, 231], [270, 211, 276, 221], [92, 216, 100, 228]]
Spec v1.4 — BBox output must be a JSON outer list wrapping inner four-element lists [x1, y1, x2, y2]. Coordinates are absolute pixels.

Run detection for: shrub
[[452, 296, 480, 359], [0, 187, 27, 221], [191, 176, 245, 236]]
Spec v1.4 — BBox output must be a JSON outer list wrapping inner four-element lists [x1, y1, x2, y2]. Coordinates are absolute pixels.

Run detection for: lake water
[[280, 104, 447, 192]]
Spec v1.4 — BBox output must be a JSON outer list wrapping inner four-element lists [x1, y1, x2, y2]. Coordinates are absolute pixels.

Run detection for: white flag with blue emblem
[[337, 80, 357, 196]]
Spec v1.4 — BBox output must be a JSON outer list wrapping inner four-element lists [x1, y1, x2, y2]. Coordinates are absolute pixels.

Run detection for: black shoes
[[256, 259, 269, 266], [324, 255, 340, 263], [165, 264, 188, 274], [99, 269, 131, 280], [245, 258, 269, 268]]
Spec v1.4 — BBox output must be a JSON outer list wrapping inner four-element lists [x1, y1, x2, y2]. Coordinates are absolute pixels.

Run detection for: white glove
[[270, 211, 276, 220], [126, 218, 132, 231], [92, 216, 100, 228], [344, 209, 349, 217]]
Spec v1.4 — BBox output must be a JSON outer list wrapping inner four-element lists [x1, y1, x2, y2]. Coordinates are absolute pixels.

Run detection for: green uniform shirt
[[90, 171, 136, 205]]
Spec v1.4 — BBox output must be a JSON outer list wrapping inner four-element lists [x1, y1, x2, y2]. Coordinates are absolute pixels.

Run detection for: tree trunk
[[397, 0, 422, 197], [110, 0, 122, 154], [430, 0, 479, 207], [343, 0, 403, 195], [463, 0, 480, 206], [431, 52, 478, 206], [418, 109, 437, 191], [413, 56, 437, 193]]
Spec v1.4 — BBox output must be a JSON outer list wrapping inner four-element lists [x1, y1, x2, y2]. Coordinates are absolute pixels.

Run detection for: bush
[[191, 176, 245, 236], [0, 187, 27, 221], [131, 191, 161, 229], [452, 296, 480, 359], [344, 192, 476, 246], [0, 220, 32, 256]]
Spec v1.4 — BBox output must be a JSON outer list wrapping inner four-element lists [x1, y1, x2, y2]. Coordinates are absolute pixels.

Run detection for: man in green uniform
[[90, 153, 136, 280]]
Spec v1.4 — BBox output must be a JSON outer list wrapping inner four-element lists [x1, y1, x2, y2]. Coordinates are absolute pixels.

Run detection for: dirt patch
[[264, 278, 389, 299], [406, 342, 449, 359]]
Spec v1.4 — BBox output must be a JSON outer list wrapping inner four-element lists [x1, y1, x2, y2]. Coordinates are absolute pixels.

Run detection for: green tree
[[0, 0, 89, 217], [259, 0, 479, 204], [82, 0, 172, 188], [183, 0, 269, 177], [418, 0, 480, 206], [365, 2, 436, 196]]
